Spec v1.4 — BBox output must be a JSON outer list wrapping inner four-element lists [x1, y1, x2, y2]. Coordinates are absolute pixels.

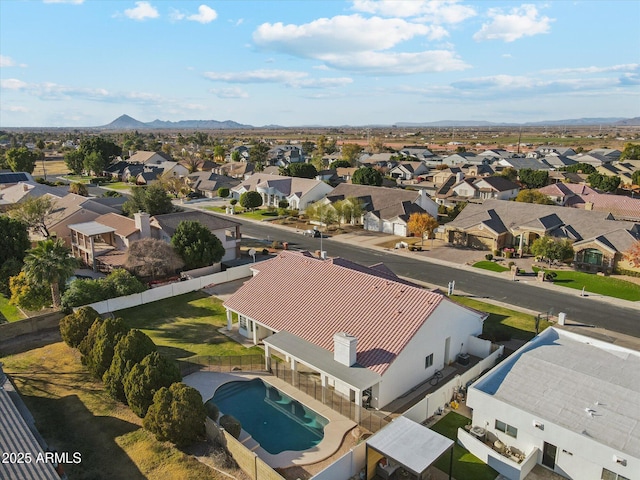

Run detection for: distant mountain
[[98, 115, 254, 130], [395, 117, 629, 127], [614, 117, 640, 126]]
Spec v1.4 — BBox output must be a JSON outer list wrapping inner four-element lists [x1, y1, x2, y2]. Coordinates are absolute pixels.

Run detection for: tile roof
[[94, 212, 140, 238], [329, 183, 422, 212], [233, 173, 326, 197], [223, 251, 453, 375]]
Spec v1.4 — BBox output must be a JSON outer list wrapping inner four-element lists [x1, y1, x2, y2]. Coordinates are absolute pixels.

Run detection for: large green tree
[[59, 306, 101, 348], [407, 212, 439, 247], [340, 144, 363, 166], [104, 329, 157, 402], [0, 216, 30, 272], [632, 170, 640, 186], [143, 382, 206, 446], [64, 149, 85, 175], [79, 137, 121, 164], [515, 189, 555, 205], [352, 167, 383, 186], [171, 221, 225, 269], [9, 271, 51, 310], [620, 143, 640, 161], [9, 195, 56, 238], [22, 238, 77, 309], [239, 191, 263, 211], [122, 184, 174, 217], [5, 147, 38, 173], [563, 162, 596, 174], [531, 236, 574, 265], [279, 163, 318, 179], [518, 169, 549, 189], [124, 351, 181, 417], [249, 142, 269, 165], [588, 172, 621, 192]]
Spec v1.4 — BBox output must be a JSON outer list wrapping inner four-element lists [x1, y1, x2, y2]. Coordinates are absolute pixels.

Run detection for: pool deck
[[184, 371, 357, 469]]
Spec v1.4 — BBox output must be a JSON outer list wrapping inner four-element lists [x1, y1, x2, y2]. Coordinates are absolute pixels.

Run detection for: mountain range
[[98, 114, 640, 130]]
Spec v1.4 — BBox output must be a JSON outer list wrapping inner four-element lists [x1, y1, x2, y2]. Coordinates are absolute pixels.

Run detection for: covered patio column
[[290, 358, 297, 387], [264, 344, 271, 371], [355, 389, 362, 423], [226, 309, 233, 331]]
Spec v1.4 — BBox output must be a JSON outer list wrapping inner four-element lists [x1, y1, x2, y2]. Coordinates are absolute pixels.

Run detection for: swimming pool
[[210, 378, 328, 454]]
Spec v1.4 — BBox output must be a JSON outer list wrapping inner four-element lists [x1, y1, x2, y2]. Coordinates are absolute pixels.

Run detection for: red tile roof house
[[223, 251, 487, 410]]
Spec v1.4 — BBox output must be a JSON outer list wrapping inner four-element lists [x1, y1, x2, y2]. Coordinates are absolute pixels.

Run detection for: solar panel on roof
[[0, 173, 29, 183]]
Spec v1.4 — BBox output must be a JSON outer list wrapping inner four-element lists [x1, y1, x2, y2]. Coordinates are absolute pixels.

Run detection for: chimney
[[23, 183, 30, 192], [456, 171, 464, 183], [334, 332, 357, 366], [134, 212, 151, 238], [584, 202, 594, 211]]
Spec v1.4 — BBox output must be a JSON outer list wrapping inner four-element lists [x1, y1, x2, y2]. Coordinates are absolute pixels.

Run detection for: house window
[[495, 419, 518, 438], [425, 354, 434, 369], [602, 469, 630, 480]]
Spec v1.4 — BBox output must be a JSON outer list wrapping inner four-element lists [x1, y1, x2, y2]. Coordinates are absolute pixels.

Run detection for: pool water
[[210, 378, 328, 454]]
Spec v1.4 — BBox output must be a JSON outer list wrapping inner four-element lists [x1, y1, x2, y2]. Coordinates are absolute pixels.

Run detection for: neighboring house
[[596, 164, 633, 186], [569, 153, 613, 167], [388, 161, 430, 181], [540, 155, 577, 169], [473, 177, 521, 201], [0, 181, 65, 211], [398, 147, 435, 160], [588, 148, 621, 162], [223, 251, 487, 409], [151, 210, 241, 263], [141, 159, 188, 179], [535, 146, 577, 157], [437, 175, 520, 206], [464, 164, 495, 177], [121, 164, 144, 182], [231, 173, 333, 211], [498, 157, 552, 171], [46, 193, 119, 245], [135, 167, 164, 185], [213, 162, 255, 179], [103, 161, 131, 180], [226, 145, 250, 162], [127, 150, 173, 165], [267, 145, 304, 166], [68, 212, 158, 271], [186, 171, 240, 198], [336, 167, 358, 182], [357, 153, 396, 168], [326, 183, 439, 235], [537, 183, 640, 221], [478, 149, 513, 160], [461, 327, 640, 480], [0, 171, 33, 188], [442, 152, 484, 166], [444, 199, 640, 273]]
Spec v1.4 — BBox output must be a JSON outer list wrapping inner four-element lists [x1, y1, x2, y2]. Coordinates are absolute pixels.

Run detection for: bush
[[59, 306, 100, 348], [204, 399, 220, 422], [217, 187, 230, 198], [505, 250, 513, 259], [278, 199, 289, 209], [103, 329, 156, 402], [493, 249, 500, 257], [229, 199, 238, 206], [61, 269, 146, 309], [271, 241, 281, 249], [485, 254, 493, 261], [144, 383, 206, 446], [507, 261, 515, 269], [85, 317, 129, 379], [124, 352, 181, 418], [219, 414, 242, 439], [78, 318, 103, 358]]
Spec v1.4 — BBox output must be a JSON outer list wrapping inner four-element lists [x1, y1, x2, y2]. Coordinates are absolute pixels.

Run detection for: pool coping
[[183, 371, 357, 468]]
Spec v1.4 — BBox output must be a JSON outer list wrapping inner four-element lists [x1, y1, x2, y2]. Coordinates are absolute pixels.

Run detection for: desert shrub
[[229, 199, 238, 206], [144, 383, 206, 446], [204, 399, 220, 422], [219, 414, 242, 439], [124, 352, 181, 418], [485, 254, 493, 261], [59, 306, 100, 348]]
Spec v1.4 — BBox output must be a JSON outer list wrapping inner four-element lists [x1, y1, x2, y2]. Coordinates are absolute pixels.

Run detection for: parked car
[[303, 229, 321, 237]]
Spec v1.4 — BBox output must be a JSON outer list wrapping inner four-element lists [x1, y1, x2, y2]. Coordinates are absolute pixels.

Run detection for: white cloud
[[473, 4, 553, 42], [254, 15, 446, 56], [252, 14, 467, 74], [43, 0, 84, 3], [187, 5, 217, 23], [0, 55, 16, 68], [123, 1, 159, 21], [204, 69, 353, 89], [210, 87, 249, 99], [541, 63, 639, 75], [1, 78, 28, 89], [351, 0, 476, 24], [451, 74, 619, 95], [1, 105, 29, 113]]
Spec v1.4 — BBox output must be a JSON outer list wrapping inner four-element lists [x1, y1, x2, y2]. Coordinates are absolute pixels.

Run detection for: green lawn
[[472, 261, 510, 273], [103, 182, 133, 191], [116, 291, 263, 362], [533, 268, 640, 301], [204, 206, 278, 221], [430, 412, 498, 480], [60, 174, 93, 183], [451, 296, 551, 341], [0, 294, 26, 322]]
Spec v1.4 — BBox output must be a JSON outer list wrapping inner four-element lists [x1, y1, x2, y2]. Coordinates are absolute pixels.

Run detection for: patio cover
[[68, 221, 115, 236], [263, 331, 381, 391], [367, 416, 453, 476]]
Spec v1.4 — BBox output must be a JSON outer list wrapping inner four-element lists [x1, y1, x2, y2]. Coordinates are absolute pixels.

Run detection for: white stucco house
[[459, 327, 640, 480], [230, 173, 333, 211], [223, 251, 487, 410]]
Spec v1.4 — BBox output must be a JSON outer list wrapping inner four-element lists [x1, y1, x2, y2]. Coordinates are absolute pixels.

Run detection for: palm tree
[[23, 238, 77, 309]]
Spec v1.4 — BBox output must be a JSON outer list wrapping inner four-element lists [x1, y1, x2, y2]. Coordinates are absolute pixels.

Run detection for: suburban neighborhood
[[1, 122, 639, 480]]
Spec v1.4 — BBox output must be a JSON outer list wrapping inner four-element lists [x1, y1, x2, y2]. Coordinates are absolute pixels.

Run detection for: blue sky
[[1, 0, 639, 127]]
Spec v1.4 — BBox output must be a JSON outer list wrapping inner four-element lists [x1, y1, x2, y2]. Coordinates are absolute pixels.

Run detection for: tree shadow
[[22, 394, 146, 480]]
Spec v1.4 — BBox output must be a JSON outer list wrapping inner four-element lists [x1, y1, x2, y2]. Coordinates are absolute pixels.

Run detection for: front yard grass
[[533, 268, 640, 301], [0, 343, 235, 480], [430, 412, 498, 480], [472, 261, 510, 273], [116, 291, 263, 361], [0, 294, 26, 322], [451, 296, 551, 341]]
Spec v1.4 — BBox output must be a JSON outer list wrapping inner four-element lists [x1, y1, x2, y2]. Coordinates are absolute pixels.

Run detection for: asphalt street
[[236, 219, 640, 338]]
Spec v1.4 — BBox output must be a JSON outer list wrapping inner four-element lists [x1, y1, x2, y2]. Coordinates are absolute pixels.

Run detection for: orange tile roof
[[223, 251, 448, 375]]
